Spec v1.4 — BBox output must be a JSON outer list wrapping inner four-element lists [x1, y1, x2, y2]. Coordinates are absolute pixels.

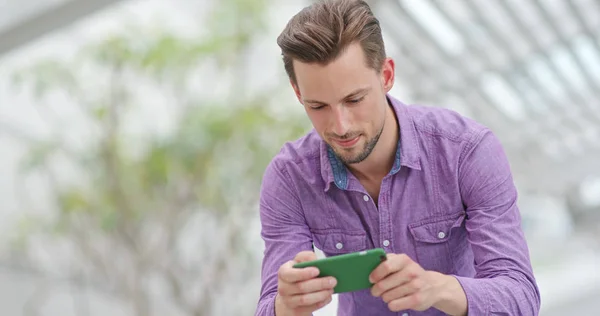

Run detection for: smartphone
[[293, 248, 387, 293]]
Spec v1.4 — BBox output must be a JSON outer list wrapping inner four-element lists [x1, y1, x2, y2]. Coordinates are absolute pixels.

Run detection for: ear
[[291, 80, 304, 104], [380, 57, 395, 93]]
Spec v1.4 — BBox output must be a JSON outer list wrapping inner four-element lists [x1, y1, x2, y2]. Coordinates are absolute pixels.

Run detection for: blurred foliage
[[7, 0, 309, 315]]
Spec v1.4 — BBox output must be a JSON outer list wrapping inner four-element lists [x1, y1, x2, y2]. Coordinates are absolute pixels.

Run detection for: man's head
[[277, 0, 395, 165]]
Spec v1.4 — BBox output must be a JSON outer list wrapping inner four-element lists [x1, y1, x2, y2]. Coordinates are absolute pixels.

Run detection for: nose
[[331, 105, 350, 137]]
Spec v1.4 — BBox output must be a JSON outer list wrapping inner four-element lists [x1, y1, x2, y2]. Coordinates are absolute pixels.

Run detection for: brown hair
[[277, 0, 386, 84]]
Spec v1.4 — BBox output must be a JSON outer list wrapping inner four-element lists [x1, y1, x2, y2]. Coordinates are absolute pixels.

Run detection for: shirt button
[[336, 242, 343, 249], [363, 195, 369, 202], [438, 232, 446, 239], [383, 240, 390, 247]]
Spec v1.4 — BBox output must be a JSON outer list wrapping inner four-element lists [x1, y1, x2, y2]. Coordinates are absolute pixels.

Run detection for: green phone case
[[293, 248, 387, 293]]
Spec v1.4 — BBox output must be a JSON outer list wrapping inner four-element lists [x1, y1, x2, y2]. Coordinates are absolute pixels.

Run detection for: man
[[255, 0, 541, 315]]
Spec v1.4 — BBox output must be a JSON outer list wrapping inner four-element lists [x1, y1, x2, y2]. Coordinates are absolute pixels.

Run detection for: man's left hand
[[369, 253, 444, 312]]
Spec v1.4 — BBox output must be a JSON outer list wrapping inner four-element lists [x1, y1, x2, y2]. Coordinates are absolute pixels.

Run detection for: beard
[[330, 120, 385, 165]]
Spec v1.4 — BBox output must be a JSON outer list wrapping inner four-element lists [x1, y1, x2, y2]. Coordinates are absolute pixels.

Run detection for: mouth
[[332, 135, 360, 148]]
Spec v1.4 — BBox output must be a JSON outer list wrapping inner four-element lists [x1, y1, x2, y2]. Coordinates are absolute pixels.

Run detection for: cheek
[[306, 111, 328, 133], [360, 103, 384, 134], [356, 103, 379, 125]]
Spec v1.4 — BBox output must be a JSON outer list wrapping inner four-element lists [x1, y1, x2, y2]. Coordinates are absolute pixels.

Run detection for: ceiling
[[0, 0, 123, 55], [1, 0, 599, 194], [372, 0, 600, 194]]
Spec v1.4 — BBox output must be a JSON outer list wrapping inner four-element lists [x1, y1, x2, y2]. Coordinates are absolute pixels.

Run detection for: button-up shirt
[[255, 95, 540, 315]]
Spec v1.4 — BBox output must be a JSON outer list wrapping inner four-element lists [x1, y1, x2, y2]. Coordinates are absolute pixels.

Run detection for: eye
[[347, 96, 365, 104], [309, 104, 326, 110]]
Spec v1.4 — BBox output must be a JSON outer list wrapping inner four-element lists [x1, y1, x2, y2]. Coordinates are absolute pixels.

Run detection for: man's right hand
[[275, 251, 337, 316]]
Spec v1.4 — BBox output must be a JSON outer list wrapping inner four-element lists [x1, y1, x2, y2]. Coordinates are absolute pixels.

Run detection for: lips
[[332, 136, 360, 148]]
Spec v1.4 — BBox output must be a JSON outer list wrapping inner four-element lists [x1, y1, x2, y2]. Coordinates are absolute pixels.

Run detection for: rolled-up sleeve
[[255, 160, 314, 316], [455, 129, 541, 315]]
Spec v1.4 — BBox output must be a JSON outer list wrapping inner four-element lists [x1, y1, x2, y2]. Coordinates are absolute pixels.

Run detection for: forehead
[[293, 43, 377, 101]]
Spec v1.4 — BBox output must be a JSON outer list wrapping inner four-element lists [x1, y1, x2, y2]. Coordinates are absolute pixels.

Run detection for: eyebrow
[[304, 87, 371, 104]]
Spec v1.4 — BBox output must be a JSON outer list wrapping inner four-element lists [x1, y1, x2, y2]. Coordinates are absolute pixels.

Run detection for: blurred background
[[0, 0, 598, 315]]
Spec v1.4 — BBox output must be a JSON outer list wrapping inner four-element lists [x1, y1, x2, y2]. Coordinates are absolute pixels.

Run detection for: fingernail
[[329, 278, 337, 286]]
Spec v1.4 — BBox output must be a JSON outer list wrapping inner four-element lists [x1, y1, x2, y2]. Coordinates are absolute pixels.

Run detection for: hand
[[369, 253, 442, 312], [275, 251, 337, 316]]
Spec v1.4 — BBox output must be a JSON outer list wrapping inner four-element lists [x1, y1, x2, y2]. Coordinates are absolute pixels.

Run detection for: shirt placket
[[377, 176, 393, 252], [347, 176, 393, 252]]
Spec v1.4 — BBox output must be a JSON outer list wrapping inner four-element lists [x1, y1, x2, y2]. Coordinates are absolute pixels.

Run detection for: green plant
[[5, 0, 309, 315]]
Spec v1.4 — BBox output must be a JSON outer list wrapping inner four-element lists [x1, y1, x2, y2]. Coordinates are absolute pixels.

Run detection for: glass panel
[[572, 35, 600, 84], [563, 130, 585, 156], [475, 2, 532, 59], [400, 0, 465, 56], [506, 0, 556, 48], [511, 74, 548, 113], [479, 73, 527, 120], [539, 0, 583, 38], [440, 92, 474, 118], [525, 55, 568, 101], [573, 0, 600, 30], [580, 177, 600, 206], [582, 125, 600, 145], [0, 0, 71, 30], [541, 138, 563, 160], [548, 45, 588, 95]]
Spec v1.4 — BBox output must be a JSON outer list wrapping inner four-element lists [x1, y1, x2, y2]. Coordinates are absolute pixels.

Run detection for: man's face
[[291, 42, 395, 165]]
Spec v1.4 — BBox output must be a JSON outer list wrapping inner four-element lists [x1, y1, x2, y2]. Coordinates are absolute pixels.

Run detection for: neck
[[348, 101, 399, 182]]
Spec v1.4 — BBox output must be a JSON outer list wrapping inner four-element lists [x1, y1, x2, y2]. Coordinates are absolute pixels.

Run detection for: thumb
[[294, 250, 317, 263]]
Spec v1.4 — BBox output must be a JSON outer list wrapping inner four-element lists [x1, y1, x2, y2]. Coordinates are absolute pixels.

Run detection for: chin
[[333, 143, 359, 154], [341, 154, 367, 165], [332, 148, 361, 163]]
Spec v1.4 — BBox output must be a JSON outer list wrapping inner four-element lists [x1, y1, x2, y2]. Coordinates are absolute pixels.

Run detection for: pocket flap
[[408, 212, 465, 244], [312, 231, 367, 255]]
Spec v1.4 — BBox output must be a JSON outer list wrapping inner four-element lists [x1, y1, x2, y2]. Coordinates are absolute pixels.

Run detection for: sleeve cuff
[[255, 292, 277, 316], [452, 275, 490, 315]]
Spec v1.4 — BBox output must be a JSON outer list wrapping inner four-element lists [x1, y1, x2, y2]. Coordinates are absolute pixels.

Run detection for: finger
[[289, 276, 337, 295], [369, 253, 410, 284], [279, 276, 336, 296], [371, 271, 412, 297], [286, 289, 334, 308], [294, 251, 317, 263], [388, 293, 422, 312], [294, 295, 333, 314], [372, 262, 423, 297], [380, 278, 424, 303], [279, 260, 319, 284]]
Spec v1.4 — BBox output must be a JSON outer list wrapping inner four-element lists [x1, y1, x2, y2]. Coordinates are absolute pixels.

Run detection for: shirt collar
[[320, 94, 422, 192]]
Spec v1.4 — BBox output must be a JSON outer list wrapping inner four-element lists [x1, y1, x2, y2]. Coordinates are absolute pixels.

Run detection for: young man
[[255, 1, 540, 315]]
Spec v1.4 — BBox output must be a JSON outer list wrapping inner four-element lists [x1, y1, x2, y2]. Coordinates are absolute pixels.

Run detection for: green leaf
[[57, 189, 90, 214], [12, 216, 45, 248], [12, 60, 78, 99], [88, 35, 136, 67], [100, 210, 118, 231], [141, 143, 170, 189], [20, 140, 60, 172], [93, 107, 108, 120]]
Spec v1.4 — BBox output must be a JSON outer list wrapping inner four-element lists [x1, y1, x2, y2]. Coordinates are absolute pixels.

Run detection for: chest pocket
[[311, 231, 367, 257], [408, 212, 467, 274]]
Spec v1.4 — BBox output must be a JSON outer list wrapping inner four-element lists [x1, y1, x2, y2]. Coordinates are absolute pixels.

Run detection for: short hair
[[277, 0, 386, 84]]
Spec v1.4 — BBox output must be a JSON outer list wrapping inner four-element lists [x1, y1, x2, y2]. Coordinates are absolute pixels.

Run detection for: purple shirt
[[255, 95, 540, 315]]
